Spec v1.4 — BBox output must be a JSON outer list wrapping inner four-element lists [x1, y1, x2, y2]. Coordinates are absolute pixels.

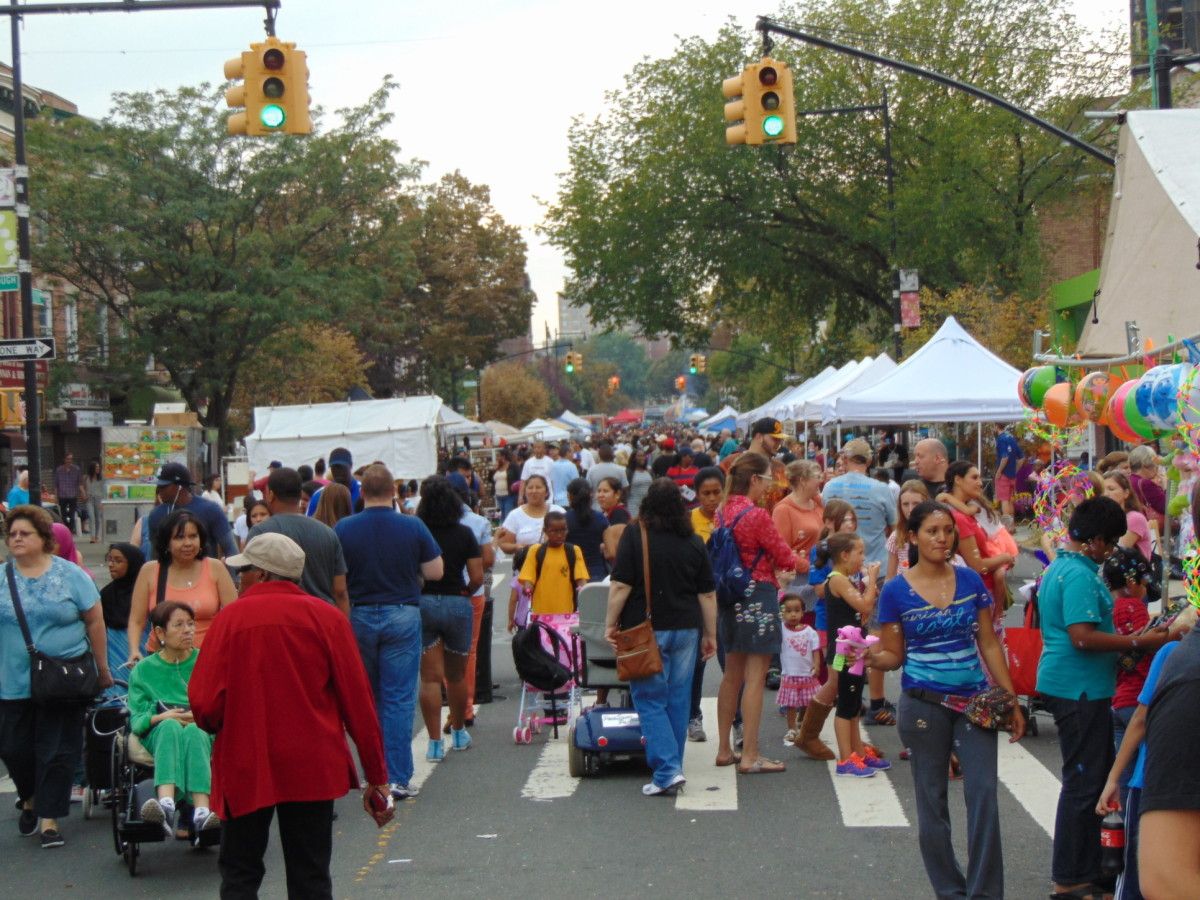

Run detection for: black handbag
[[6, 562, 99, 706]]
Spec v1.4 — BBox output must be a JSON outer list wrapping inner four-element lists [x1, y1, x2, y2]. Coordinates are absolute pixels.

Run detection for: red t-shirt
[[950, 509, 995, 596], [721, 494, 798, 586], [1112, 595, 1152, 710]]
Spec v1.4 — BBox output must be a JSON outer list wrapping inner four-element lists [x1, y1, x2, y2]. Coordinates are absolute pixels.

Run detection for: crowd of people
[[3, 416, 1200, 898]]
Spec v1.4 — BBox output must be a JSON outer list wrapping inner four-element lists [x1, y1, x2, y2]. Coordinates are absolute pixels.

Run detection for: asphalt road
[[0, 543, 1077, 898]]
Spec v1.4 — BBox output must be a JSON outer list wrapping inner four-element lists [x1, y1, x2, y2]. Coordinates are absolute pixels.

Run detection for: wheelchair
[[92, 693, 219, 876]]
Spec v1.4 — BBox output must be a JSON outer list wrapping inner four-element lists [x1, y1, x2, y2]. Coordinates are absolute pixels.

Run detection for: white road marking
[[0, 775, 14, 795], [676, 697, 738, 811], [520, 733, 579, 801], [821, 718, 910, 827], [407, 730, 438, 793], [997, 736, 1060, 838]]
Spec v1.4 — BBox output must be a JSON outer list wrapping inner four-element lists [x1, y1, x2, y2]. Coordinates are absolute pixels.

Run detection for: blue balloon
[[1134, 372, 1158, 422], [1150, 364, 1188, 429]]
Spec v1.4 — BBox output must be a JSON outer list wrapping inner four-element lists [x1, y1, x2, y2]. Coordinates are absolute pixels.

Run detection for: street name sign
[[0, 337, 55, 360]]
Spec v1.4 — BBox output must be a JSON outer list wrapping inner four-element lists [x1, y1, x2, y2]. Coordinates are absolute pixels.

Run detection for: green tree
[[30, 82, 419, 451], [480, 362, 550, 426], [543, 0, 1120, 355]]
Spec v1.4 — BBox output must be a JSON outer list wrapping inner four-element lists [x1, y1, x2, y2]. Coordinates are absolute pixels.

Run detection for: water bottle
[[1099, 808, 1125, 877]]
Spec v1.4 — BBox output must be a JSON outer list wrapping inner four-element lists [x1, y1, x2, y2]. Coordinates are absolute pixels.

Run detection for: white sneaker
[[140, 798, 173, 837], [390, 783, 419, 800]]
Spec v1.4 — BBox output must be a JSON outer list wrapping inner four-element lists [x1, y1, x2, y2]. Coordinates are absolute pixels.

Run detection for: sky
[[9, 0, 1126, 340]]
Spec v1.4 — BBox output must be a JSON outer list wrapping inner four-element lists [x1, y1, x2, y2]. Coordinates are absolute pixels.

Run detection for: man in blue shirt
[[549, 442, 579, 507], [993, 426, 1021, 518], [306, 447, 361, 515], [336, 464, 443, 801], [140, 463, 237, 561]]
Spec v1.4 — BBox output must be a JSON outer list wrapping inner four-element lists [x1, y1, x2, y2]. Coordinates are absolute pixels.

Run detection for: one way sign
[[0, 338, 55, 361]]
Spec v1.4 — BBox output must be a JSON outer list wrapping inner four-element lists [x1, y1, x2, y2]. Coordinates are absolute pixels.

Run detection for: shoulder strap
[[6, 563, 36, 654], [640, 522, 652, 623], [155, 559, 169, 609], [535, 544, 547, 581]]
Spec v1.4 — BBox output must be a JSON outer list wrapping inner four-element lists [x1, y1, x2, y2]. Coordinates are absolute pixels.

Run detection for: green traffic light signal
[[565, 362, 575, 374], [689, 365, 697, 375], [763, 114, 784, 138], [260, 103, 286, 129]]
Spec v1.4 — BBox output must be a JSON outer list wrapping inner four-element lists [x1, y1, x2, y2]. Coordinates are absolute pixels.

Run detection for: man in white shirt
[[519, 442, 555, 487]]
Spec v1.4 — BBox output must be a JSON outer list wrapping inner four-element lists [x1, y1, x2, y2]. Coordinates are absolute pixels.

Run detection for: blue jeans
[[1112, 704, 1136, 809], [628, 628, 700, 788], [351, 604, 422, 787], [499, 495, 516, 519]]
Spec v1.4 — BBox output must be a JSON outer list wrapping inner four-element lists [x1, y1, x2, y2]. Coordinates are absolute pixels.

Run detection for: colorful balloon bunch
[[1033, 459, 1094, 544]]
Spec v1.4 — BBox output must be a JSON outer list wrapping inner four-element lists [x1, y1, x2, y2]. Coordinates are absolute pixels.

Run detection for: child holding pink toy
[[778, 591, 822, 746], [821, 532, 885, 777]]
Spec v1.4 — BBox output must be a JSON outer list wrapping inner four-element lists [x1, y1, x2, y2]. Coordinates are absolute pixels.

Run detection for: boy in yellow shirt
[[515, 512, 589, 618]]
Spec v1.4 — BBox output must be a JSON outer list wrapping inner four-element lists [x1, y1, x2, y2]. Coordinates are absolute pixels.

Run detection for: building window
[[34, 289, 51, 337]]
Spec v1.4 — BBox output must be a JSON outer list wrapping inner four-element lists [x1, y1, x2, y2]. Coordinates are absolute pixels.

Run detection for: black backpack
[[511, 619, 574, 692]]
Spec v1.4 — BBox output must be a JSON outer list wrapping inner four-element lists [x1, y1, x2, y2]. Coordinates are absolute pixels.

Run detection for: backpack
[[511, 619, 574, 692], [708, 506, 764, 610]]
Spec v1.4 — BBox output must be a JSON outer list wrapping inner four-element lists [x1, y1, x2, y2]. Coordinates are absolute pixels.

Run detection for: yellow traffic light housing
[[697, 354, 707, 374], [224, 36, 312, 137], [564, 351, 582, 374], [689, 354, 699, 375], [723, 57, 796, 146]]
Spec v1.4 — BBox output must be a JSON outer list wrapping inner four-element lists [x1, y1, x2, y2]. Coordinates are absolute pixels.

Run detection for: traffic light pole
[[756, 17, 1115, 168], [3, 0, 279, 502]]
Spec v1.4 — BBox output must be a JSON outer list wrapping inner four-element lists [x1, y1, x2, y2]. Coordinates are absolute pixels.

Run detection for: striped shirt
[[878, 566, 991, 696]]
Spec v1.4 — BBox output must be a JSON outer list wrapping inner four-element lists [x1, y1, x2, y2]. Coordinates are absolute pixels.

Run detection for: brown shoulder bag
[[613, 523, 664, 681]]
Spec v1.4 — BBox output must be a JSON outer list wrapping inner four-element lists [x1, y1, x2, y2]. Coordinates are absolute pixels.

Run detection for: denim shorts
[[419, 594, 475, 656]]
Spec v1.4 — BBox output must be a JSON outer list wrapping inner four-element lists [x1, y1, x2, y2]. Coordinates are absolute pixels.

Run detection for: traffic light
[[606, 375, 620, 396], [722, 57, 796, 146], [689, 354, 699, 375], [564, 351, 582, 374], [696, 354, 707, 374], [675, 375, 687, 392], [224, 36, 312, 136]]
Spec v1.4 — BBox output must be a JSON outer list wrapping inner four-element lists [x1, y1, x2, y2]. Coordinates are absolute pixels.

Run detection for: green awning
[[1051, 268, 1100, 311]]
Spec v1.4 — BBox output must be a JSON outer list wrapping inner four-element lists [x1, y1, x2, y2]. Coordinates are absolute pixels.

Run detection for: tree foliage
[[903, 287, 1047, 369], [480, 362, 550, 426], [30, 82, 417, 450], [229, 325, 370, 433], [543, 0, 1120, 357]]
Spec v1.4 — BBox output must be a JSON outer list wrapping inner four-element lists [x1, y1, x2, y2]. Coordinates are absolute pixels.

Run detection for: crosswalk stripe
[[520, 733, 579, 801], [406, 731, 438, 794], [0, 775, 14, 795], [676, 696, 737, 811], [997, 737, 1059, 838], [820, 718, 910, 827]]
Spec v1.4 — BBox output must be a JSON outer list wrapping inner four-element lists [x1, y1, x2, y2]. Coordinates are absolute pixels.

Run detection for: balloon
[[1028, 366, 1060, 409], [1017, 369, 1036, 408], [1124, 378, 1160, 439], [1150, 363, 1190, 430], [1074, 372, 1112, 423], [1107, 381, 1142, 443], [1043, 382, 1073, 427]]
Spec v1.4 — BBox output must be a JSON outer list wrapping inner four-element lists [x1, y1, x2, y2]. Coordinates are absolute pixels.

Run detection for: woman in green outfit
[[127, 601, 219, 843]]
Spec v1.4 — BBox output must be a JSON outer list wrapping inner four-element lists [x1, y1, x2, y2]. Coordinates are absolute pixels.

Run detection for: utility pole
[[881, 84, 901, 361], [1145, 0, 1161, 108], [3, 0, 281, 502]]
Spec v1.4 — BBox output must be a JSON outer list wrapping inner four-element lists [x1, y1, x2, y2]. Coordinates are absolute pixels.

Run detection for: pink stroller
[[511, 612, 580, 744]]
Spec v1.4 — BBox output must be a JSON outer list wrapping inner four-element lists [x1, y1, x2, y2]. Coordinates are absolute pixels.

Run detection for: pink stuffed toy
[[832, 624, 879, 676]]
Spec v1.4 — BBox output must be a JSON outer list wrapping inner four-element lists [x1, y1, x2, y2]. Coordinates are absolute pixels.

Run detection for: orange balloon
[[1043, 382, 1073, 427]]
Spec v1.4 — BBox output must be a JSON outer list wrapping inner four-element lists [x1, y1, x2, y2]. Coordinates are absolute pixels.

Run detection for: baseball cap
[[268, 460, 283, 469], [446, 472, 471, 497], [226, 532, 305, 580], [661, 437, 676, 451], [751, 417, 784, 438], [155, 462, 195, 488], [842, 438, 872, 462], [329, 447, 353, 468]]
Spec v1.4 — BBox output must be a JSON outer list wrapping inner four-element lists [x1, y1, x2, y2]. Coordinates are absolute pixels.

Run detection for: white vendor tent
[[807, 354, 897, 423], [831, 317, 1024, 424], [522, 418, 572, 441], [245, 396, 441, 479], [557, 409, 594, 433], [698, 405, 739, 433], [1078, 109, 1200, 357], [737, 365, 837, 429], [790, 356, 889, 420]]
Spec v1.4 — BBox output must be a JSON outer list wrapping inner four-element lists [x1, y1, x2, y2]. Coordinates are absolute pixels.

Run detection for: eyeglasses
[[7, 530, 37, 539]]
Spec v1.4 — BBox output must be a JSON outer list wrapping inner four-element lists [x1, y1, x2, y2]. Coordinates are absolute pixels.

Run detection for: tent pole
[[977, 423, 982, 472]]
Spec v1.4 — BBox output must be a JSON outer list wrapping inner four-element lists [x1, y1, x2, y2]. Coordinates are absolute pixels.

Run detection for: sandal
[[714, 753, 742, 767], [871, 702, 897, 726], [738, 757, 786, 774]]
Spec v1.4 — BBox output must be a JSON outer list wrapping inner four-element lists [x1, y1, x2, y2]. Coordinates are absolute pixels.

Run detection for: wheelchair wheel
[[124, 840, 139, 876], [83, 787, 93, 820]]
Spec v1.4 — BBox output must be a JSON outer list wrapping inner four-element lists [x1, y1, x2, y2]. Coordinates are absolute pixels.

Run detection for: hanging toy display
[[1074, 371, 1114, 424], [1033, 459, 1095, 545]]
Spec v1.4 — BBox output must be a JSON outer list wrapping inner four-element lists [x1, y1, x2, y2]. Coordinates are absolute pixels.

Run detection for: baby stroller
[[511, 612, 580, 744]]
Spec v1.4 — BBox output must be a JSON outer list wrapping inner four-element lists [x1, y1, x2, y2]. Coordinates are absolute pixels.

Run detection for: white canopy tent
[[736, 365, 838, 429], [556, 409, 594, 433], [788, 356, 884, 420], [809, 354, 897, 423], [831, 317, 1024, 425], [522, 418, 572, 441], [245, 396, 441, 480], [1078, 109, 1200, 357], [698, 405, 740, 433]]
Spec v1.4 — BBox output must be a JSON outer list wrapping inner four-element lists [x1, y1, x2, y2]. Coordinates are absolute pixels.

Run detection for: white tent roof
[[831, 318, 1024, 424], [776, 359, 867, 421], [699, 405, 739, 432], [523, 418, 572, 441], [792, 356, 892, 420], [483, 420, 519, 436], [1078, 109, 1200, 356], [556, 409, 594, 432], [245, 396, 442, 479], [737, 365, 838, 428]]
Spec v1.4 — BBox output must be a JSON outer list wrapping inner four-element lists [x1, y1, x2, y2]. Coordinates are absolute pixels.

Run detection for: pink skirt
[[777, 675, 821, 709]]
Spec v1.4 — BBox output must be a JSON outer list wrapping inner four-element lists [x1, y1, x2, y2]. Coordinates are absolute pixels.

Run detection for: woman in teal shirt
[[1036, 497, 1170, 899], [127, 600, 219, 843]]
